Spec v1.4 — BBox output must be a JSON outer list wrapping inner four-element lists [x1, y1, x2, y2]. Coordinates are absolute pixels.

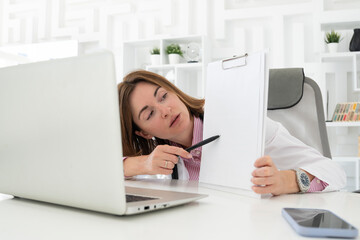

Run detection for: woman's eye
[[147, 110, 153, 120], [161, 93, 167, 101]]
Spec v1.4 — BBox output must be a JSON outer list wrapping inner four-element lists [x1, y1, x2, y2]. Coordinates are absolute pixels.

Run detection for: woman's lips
[[170, 114, 180, 127]]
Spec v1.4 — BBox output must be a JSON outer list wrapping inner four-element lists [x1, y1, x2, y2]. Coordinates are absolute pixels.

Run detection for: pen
[[172, 135, 220, 179], [185, 135, 220, 152]]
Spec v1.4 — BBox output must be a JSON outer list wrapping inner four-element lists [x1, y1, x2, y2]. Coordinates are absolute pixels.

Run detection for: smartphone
[[282, 208, 358, 238]]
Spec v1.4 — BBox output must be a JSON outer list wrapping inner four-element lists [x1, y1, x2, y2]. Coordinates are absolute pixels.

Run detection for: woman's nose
[[160, 105, 171, 118]]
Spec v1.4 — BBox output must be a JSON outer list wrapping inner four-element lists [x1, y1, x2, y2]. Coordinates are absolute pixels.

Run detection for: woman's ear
[[135, 130, 153, 140]]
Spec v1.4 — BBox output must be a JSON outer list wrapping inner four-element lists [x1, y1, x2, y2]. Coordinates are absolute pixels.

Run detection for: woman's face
[[129, 81, 192, 141]]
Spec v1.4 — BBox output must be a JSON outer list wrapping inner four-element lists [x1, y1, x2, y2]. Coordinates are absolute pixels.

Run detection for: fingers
[[151, 146, 179, 164], [251, 156, 282, 195], [161, 153, 179, 164], [157, 168, 173, 175], [145, 158, 174, 175], [252, 166, 275, 177], [145, 145, 193, 175], [253, 156, 273, 168], [160, 160, 175, 170], [251, 176, 275, 186], [159, 145, 192, 159], [251, 185, 276, 195]]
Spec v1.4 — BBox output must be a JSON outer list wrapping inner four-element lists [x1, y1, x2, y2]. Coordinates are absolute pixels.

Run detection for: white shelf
[[123, 39, 159, 47], [176, 62, 202, 69], [123, 35, 204, 46], [326, 122, 360, 127], [146, 62, 202, 71], [162, 35, 205, 44], [320, 51, 360, 60]]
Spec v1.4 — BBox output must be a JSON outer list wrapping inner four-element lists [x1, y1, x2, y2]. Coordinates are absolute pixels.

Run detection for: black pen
[[172, 135, 220, 179], [185, 135, 220, 152]]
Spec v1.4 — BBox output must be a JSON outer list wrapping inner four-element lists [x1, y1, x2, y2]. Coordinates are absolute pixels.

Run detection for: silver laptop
[[0, 51, 207, 215]]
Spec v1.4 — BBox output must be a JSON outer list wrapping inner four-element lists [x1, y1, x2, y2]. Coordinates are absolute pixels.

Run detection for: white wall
[[0, 1, 354, 68], [0, 0, 358, 69]]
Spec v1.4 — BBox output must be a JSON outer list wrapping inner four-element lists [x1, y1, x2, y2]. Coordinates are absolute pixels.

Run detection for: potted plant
[[166, 44, 183, 64], [325, 30, 342, 53], [150, 47, 160, 65]]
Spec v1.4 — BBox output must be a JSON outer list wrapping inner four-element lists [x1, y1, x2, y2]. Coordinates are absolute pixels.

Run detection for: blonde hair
[[118, 70, 204, 156]]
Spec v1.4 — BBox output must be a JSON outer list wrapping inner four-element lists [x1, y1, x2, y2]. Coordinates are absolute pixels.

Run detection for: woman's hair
[[118, 70, 205, 157]]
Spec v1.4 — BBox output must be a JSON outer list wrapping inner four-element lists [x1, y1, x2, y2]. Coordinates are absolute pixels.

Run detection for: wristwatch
[[293, 168, 310, 193]]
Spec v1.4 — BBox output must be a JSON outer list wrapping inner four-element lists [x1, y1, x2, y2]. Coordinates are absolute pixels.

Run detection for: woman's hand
[[251, 156, 300, 196], [123, 145, 192, 177], [144, 145, 192, 175]]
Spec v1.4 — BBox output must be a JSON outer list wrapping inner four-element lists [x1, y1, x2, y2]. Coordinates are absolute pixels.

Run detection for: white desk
[[0, 179, 359, 240]]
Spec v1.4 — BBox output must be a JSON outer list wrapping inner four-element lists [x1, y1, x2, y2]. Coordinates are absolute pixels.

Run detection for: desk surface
[[0, 179, 359, 240]]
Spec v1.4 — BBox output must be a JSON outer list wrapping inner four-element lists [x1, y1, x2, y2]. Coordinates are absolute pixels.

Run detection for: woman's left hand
[[251, 156, 299, 196]]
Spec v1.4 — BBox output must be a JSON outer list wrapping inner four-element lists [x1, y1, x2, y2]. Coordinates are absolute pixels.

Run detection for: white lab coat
[[176, 117, 346, 192]]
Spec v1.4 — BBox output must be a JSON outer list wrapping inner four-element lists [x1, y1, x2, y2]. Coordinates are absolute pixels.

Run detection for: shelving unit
[[122, 35, 207, 98], [332, 156, 360, 190], [327, 120, 360, 190], [320, 52, 360, 92], [318, 3, 360, 190]]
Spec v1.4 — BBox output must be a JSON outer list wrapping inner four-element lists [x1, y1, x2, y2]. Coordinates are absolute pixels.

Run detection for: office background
[[0, 0, 359, 190]]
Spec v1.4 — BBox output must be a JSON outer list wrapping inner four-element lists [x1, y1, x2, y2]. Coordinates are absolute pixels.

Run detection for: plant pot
[[150, 54, 160, 65], [327, 43, 338, 53], [168, 54, 180, 64]]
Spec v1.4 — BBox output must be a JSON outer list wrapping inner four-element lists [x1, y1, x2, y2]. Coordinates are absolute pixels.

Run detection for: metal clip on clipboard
[[221, 53, 248, 70]]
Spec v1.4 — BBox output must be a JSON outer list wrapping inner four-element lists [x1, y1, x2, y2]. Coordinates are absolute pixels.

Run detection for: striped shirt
[[170, 116, 203, 180], [170, 116, 328, 192]]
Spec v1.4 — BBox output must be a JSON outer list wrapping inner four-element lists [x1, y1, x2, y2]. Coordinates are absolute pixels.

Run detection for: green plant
[[150, 47, 160, 55], [325, 30, 342, 44], [165, 44, 183, 57]]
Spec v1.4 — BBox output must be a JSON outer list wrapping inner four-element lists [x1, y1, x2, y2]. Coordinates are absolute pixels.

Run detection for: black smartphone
[[282, 208, 358, 238]]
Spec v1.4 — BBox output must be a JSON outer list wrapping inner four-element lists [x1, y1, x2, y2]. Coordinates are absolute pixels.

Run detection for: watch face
[[300, 173, 310, 186]]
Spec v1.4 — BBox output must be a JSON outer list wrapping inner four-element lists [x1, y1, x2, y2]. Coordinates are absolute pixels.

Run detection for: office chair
[[267, 68, 331, 159]]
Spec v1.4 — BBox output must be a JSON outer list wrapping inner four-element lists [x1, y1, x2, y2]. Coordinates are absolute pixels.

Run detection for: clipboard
[[199, 51, 268, 198]]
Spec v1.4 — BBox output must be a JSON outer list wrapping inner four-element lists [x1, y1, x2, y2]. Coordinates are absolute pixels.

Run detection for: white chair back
[[267, 69, 331, 159]]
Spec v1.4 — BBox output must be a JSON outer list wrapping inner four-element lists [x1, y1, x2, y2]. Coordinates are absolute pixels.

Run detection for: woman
[[118, 70, 346, 196]]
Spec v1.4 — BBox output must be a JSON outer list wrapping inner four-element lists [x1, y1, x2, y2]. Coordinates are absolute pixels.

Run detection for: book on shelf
[[332, 102, 360, 122]]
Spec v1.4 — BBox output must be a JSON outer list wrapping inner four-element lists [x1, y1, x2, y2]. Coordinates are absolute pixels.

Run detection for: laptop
[[0, 51, 207, 215]]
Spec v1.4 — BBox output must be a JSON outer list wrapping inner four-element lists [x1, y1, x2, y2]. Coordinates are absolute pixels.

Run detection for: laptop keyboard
[[126, 194, 158, 203]]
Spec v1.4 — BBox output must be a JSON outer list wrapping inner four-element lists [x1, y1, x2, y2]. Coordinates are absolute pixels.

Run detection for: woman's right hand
[[123, 145, 192, 177]]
